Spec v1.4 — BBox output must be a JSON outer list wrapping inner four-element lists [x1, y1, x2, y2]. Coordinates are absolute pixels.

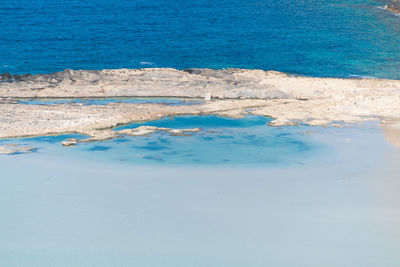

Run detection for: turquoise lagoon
[[1, 115, 400, 267], [0, 115, 319, 165]]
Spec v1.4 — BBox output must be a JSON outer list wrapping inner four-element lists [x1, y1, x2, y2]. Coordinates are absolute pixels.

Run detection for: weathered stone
[[62, 138, 79, 146], [2, 68, 399, 102], [388, 0, 400, 13], [0, 73, 12, 81], [0, 145, 36, 154], [118, 126, 201, 137], [0, 97, 18, 104], [0, 68, 399, 143]]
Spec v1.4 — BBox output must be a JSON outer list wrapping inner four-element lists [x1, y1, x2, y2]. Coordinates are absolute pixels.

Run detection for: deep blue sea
[[1, 0, 400, 78]]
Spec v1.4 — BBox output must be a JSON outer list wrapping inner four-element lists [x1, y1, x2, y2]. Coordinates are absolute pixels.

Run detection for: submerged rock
[[118, 126, 201, 136], [58, 126, 201, 146], [0, 144, 37, 154], [62, 138, 79, 146], [382, 120, 400, 148]]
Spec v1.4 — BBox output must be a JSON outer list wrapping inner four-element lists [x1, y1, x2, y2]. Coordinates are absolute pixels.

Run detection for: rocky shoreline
[[0, 144, 36, 155], [388, 0, 400, 14], [0, 68, 400, 144], [1, 68, 400, 100]]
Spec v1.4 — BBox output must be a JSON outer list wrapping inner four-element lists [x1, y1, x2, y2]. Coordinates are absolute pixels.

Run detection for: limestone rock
[[118, 126, 201, 136], [62, 138, 79, 146], [0, 97, 18, 104], [3, 68, 399, 102], [0, 144, 36, 154], [0, 68, 400, 142]]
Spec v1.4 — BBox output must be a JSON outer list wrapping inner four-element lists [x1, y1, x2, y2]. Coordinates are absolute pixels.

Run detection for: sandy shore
[[1, 68, 400, 142]]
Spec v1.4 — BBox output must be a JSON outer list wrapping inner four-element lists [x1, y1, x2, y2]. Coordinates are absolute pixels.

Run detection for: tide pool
[[0, 115, 320, 166], [2, 0, 400, 264]]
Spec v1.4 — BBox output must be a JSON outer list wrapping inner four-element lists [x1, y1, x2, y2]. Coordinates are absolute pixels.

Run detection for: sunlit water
[[1, 118, 400, 267], [2, 0, 400, 79], [0, 115, 320, 165], [2, 0, 400, 265]]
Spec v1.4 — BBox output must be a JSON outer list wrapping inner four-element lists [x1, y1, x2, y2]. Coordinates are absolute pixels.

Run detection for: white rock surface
[[0, 68, 400, 143]]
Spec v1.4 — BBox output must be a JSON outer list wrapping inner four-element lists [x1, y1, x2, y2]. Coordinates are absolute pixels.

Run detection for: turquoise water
[[3, 2, 400, 265], [1, 121, 400, 267], [0, 115, 319, 165], [115, 115, 272, 130], [17, 97, 202, 106], [2, 0, 400, 79]]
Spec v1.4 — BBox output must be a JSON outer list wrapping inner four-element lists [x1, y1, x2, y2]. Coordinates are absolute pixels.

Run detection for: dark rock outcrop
[[0, 73, 33, 82], [388, 0, 400, 14]]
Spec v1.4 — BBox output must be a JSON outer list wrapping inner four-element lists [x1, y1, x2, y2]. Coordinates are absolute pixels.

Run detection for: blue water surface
[[0, 116, 321, 166], [114, 115, 271, 130], [1, 0, 400, 79]]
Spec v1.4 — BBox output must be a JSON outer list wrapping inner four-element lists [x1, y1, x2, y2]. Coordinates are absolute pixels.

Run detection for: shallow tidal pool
[[0, 115, 321, 166], [1, 116, 400, 267]]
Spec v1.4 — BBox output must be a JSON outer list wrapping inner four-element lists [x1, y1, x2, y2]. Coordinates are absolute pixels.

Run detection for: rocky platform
[[0, 68, 399, 143], [1, 68, 400, 101]]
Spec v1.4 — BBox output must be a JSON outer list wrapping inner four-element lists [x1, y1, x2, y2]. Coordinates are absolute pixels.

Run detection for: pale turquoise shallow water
[[0, 115, 320, 166], [1, 120, 400, 267], [2, 0, 400, 264]]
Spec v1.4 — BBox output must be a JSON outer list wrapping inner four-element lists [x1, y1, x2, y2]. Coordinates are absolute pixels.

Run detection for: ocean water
[[1, 0, 400, 79], [2, 1, 400, 266]]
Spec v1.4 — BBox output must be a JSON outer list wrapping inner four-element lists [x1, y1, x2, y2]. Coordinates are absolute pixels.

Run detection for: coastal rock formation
[[0, 97, 18, 104], [388, 0, 400, 13], [61, 127, 201, 146], [2, 68, 400, 101], [62, 138, 79, 146], [118, 126, 201, 136], [0, 100, 269, 140], [0, 94, 399, 142], [0, 68, 292, 99], [0, 68, 400, 141], [0, 144, 36, 154]]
